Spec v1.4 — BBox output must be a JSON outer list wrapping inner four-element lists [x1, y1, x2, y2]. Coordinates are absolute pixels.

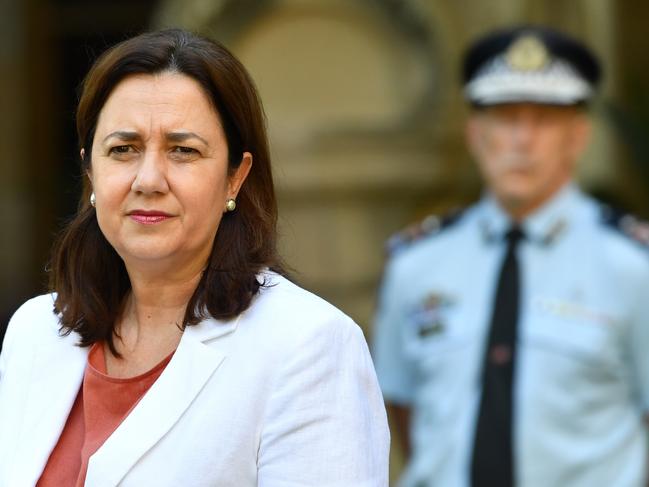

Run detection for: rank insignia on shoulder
[[601, 205, 649, 249], [386, 209, 464, 255]]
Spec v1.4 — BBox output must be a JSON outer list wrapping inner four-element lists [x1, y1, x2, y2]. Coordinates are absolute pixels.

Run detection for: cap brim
[[464, 58, 593, 106]]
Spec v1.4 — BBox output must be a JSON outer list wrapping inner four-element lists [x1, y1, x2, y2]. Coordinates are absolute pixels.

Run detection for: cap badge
[[505, 35, 549, 71]]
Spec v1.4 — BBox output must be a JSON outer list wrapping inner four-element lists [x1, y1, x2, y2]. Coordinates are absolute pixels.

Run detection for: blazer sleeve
[[257, 315, 390, 487], [0, 299, 25, 384], [0, 320, 11, 383]]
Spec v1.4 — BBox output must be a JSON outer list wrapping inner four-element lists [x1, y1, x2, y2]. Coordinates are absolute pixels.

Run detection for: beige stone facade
[[153, 0, 617, 334]]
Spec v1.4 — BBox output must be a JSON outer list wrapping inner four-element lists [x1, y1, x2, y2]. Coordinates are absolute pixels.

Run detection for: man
[[373, 25, 649, 487]]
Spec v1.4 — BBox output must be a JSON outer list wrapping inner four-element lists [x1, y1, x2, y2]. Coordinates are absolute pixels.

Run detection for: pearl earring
[[225, 198, 236, 212], [90, 192, 96, 208]]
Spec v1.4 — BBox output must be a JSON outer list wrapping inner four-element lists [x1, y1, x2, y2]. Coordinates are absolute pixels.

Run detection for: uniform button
[[489, 344, 512, 365]]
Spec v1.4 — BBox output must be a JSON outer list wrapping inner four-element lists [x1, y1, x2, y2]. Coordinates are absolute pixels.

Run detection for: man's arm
[[387, 403, 412, 458], [626, 260, 649, 485]]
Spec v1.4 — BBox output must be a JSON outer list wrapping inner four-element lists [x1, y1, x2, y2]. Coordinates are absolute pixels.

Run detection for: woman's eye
[[173, 146, 198, 154], [170, 146, 200, 160], [109, 145, 134, 154]]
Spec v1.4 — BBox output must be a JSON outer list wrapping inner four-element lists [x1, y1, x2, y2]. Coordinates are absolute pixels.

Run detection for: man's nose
[[510, 117, 535, 147]]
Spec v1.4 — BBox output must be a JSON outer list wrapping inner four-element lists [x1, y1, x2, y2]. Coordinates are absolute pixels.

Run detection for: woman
[[0, 29, 389, 486]]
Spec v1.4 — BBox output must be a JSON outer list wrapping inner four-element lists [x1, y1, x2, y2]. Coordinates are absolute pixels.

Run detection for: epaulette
[[386, 209, 464, 255], [600, 205, 649, 250]]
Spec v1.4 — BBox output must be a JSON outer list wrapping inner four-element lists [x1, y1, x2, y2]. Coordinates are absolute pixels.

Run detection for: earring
[[225, 198, 236, 212], [90, 192, 96, 208]]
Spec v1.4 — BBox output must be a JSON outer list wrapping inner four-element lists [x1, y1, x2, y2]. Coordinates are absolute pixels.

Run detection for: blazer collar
[[10, 324, 88, 487], [85, 315, 237, 486], [14, 314, 238, 487]]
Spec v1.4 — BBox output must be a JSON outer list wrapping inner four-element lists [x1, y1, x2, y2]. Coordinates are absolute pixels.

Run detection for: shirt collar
[[479, 183, 582, 246]]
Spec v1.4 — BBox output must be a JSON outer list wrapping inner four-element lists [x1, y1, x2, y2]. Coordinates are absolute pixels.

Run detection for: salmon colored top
[[37, 343, 173, 487]]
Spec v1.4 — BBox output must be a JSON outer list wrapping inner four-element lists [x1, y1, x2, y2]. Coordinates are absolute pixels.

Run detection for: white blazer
[[0, 273, 389, 486]]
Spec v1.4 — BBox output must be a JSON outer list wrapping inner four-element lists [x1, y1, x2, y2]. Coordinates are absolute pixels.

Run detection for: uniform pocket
[[522, 297, 623, 369]]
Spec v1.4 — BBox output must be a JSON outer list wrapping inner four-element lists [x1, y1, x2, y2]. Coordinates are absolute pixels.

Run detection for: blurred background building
[[1, 0, 648, 476], [5, 0, 648, 326]]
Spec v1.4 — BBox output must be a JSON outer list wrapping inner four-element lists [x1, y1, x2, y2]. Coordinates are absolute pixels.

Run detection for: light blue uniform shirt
[[373, 184, 649, 487]]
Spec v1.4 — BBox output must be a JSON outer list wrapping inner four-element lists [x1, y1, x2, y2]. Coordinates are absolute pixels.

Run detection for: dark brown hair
[[50, 29, 284, 355]]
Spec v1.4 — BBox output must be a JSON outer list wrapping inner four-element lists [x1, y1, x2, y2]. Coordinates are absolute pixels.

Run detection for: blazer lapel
[[85, 317, 238, 487], [10, 329, 87, 487]]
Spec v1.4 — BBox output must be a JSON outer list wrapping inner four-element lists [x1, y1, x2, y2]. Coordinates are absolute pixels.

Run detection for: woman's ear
[[79, 147, 92, 186], [228, 152, 253, 198], [81, 149, 89, 173], [82, 148, 93, 182]]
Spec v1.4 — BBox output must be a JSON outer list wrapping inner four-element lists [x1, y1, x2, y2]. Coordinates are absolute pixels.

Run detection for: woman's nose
[[131, 150, 170, 195]]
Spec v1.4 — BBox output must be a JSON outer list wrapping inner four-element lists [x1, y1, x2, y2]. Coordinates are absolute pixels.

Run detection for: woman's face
[[89, 72, 251, 275]]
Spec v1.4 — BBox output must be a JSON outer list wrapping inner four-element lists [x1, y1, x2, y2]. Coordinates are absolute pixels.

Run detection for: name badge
[[533, 296, 620, 327], [410, 292, 456, 338]]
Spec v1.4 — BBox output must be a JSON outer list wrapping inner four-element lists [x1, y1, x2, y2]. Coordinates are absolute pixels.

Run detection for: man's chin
[[494, 190, 541, 218], [498, 187, 533, 206]]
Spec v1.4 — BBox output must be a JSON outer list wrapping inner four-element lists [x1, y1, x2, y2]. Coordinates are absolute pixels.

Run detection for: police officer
[[373, 25, 649, 487]]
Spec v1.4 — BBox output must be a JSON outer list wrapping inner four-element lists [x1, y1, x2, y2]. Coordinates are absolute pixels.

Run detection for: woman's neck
[[116, 266, 204, 352]]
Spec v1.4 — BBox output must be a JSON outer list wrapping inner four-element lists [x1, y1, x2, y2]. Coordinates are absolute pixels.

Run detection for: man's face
[[466, 103, 590, 219]]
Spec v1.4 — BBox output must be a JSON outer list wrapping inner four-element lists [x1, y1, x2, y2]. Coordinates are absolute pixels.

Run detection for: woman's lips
[[128, 210, 173, 225]]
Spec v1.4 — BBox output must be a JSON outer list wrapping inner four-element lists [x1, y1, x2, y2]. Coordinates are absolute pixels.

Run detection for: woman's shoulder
[[10, 293, 58, 320], [258, 272, 344, 311], [247, 271, 363, 342], [5, 294, 60, 342]]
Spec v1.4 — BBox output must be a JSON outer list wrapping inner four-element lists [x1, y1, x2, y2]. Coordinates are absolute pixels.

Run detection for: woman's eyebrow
[[101, 131, 209, 146], [166, 131, 209, 145], [102, 130, 140, 144]]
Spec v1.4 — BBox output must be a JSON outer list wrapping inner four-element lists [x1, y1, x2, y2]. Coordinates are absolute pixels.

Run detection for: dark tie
[[471, 226, 524, 487]]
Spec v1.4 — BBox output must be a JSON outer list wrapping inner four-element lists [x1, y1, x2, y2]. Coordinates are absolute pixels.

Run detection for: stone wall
[[153, 0, 617, 336]]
